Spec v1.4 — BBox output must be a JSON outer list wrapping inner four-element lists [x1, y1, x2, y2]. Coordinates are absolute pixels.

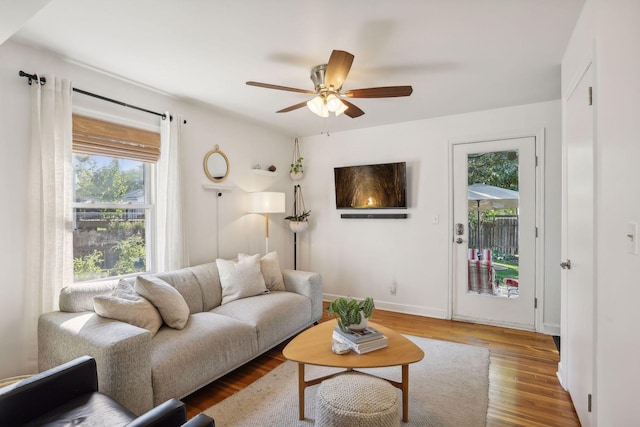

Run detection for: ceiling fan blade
[[246, 81, 315, 95], [276, 101, 309, 113], [341, 99, 365, 118], [325, 50, 354, 90], [344, 86, 413, 98]]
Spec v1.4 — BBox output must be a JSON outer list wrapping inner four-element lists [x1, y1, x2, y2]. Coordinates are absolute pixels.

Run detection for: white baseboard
[[451, 314, 536, 332], [557, 361, 568, 391], [543, 323, 561, 336], [322, 294, 447, 320]]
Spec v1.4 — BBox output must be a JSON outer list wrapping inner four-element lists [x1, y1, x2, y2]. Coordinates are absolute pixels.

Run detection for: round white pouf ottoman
[[315, 372, 400, 427]]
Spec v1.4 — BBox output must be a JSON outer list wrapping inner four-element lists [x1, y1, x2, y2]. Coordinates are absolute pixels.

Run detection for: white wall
[[0, 40, 293, 378], [595, 1, 640, 420], [593, 0, 640, 415], [561, 0, 640, 424], [298, 101, 562, 331]]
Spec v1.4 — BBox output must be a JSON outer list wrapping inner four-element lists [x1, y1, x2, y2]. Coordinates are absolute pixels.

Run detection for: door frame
[[448, 129, 546, 332]]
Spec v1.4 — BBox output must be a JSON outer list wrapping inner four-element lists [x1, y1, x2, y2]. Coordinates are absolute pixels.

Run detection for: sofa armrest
[[282, 269, 322, 322], [0, 355, 97, 426], [39, 311, 154, 415]]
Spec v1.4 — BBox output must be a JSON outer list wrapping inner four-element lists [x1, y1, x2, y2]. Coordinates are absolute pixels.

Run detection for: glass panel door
[[452, 137, 536, 330]]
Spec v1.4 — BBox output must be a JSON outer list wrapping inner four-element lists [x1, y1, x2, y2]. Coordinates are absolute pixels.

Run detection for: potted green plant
[[284, 210, 310, 233], [285, 185, 310, 233], [290, 156, 304, 180], [327, 297, 375, 332]]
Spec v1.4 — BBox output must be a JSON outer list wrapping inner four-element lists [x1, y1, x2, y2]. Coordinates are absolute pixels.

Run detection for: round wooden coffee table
[[283, 320, 424, 422]]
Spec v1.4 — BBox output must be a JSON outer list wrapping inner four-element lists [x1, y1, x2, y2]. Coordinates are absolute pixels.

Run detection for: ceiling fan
[[246, 50, 413, 118]]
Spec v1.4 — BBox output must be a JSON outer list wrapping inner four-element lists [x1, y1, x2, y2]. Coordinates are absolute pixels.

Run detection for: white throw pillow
[[93, 280, 163, 335], [217, 254, 268, 304], [135, 275, 190, 330], [239, 251, 286, 291]]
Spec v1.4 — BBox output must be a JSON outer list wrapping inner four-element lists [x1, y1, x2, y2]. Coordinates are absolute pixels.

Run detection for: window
[[72, 115, 160, 282]]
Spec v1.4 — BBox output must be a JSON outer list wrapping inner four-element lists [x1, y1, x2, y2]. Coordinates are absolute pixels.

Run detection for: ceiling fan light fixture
[[326, 93, 342, 112], [334, 101, 349, 116], [319, 103, 329, 117], [306, 96, 324, 116], [307, 95, 330, 117], [247, 50, 412, 119]]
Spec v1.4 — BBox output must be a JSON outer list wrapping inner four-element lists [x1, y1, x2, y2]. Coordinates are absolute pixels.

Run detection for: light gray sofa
[[38, 261, 322, 415]]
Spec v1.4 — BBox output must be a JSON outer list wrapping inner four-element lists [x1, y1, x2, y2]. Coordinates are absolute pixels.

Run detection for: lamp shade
[[249, 192, 286, 214], [334, 100, 348, 116], [326, 94, 342, 112]]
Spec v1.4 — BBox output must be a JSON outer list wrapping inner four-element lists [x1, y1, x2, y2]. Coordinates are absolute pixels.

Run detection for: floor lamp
[[249, 192, 286, 254]]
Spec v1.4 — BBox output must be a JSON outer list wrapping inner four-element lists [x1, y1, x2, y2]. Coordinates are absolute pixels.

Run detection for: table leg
[[297, 362, 305, 420], [402, 364, 409, 422]]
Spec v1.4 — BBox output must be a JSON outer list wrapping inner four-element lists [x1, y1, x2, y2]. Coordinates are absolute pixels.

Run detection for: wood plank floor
[[183, 305, 580, 426]]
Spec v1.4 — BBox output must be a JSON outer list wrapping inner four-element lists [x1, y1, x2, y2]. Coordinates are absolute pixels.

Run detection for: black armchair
[[0, 355, 214, 427]]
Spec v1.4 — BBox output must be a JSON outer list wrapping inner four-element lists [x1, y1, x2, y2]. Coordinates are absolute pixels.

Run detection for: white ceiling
[[10, 0, 584, 137]]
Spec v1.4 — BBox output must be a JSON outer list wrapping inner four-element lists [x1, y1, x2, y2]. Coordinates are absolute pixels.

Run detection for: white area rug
[[204, 336, 489, 426]]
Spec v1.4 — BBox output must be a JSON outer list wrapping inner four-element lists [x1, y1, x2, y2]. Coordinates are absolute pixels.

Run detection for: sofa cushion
[[135, 276, 190, 330], [150, 312, 259, 406], [239, 252, 285, 291], [59, 280, 118, 312], [216, 255, 268, 305], [153, 269, 204, 314], [187, 263, 222, 311], [93, 280, 163, 336], [212, 291, 312, 351]]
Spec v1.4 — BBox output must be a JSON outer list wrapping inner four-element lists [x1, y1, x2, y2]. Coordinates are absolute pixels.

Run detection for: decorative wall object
[[289, 137, 304, 181], [285, 185, 309, 233], [203, 145, 230, 182]]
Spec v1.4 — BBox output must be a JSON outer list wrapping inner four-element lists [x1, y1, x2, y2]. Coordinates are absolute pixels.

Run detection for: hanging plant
[[284, 210, 311, 222], [284, 185, 310, 232], [290, 137, 304, 180]]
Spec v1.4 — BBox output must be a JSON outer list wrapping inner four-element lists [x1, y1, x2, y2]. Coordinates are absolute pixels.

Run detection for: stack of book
[[332, 326, 389, 354]]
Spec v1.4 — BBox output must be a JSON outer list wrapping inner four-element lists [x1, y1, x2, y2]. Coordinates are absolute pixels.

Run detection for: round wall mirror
[[203, 145, 230, 182]]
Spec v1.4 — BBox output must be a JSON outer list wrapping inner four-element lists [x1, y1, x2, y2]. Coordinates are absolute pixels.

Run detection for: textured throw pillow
[[217, 254, 268, 304], [93, 280, 163, 336], [239, 251, 285, 291], [135, 275, 190, 330], [114, 279, 139, 300]]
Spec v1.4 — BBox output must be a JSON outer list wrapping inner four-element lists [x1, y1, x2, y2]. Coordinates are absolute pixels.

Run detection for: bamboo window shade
[[72, 115, 161, 162]]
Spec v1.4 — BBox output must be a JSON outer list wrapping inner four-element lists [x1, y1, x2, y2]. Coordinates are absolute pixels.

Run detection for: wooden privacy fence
[[469, 216, 518, 255]]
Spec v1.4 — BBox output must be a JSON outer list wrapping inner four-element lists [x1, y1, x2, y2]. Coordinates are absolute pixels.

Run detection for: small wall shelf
[[251, 169, 279, 177], [202, 183, 235, 192]]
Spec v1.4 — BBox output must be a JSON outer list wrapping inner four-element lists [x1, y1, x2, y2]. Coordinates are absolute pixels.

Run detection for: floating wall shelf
[[202, 183, 235, 192], [251, 169, 279, 176]]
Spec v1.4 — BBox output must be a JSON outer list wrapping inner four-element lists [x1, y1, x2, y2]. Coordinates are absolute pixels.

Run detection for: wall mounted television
[[334, 161, 407, 209]]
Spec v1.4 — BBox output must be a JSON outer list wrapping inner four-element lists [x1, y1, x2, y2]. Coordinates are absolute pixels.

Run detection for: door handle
[[560, 260, 572, 270], [455, 238, 464, 244]]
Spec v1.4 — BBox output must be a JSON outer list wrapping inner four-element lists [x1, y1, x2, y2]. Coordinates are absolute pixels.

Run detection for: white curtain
[[156, 113, 188, 272], [25, 75, 73, 371]]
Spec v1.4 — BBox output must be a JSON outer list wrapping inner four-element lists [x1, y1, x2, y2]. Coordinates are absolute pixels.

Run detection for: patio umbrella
[[467, 183, 519, 246]]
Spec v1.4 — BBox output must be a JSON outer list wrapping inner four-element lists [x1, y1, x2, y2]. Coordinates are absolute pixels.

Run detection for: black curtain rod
[[19, 71, 186, 124]]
